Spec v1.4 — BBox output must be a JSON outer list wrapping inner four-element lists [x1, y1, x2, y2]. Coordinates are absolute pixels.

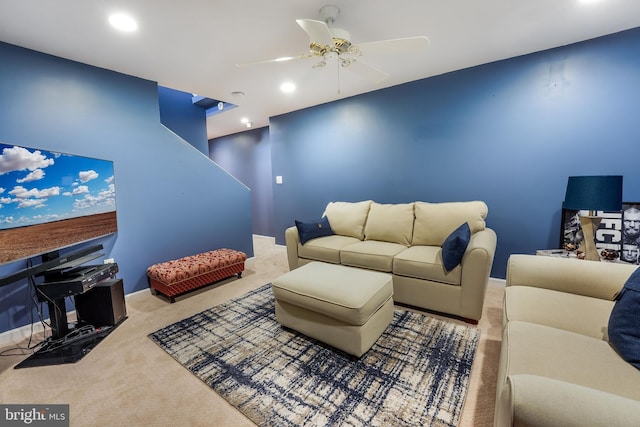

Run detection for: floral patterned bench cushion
[[147, 248, 247, 286]]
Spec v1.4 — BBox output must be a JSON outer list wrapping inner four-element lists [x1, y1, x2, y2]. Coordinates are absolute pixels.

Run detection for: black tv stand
[[15, 273, 125, 369], [14, 322, 120, 369], [47, 295, 73, 339]]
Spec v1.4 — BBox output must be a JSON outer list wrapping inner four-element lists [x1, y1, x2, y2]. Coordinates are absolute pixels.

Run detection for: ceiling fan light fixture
[[324, 51, 338, 60], [348, 45, 362, 56], [310, 42, 328, 56], [333, 37, 352, 54], [329, 28, 351, 43], [339, 57, 355, 68], [241, 4, 428, 94]]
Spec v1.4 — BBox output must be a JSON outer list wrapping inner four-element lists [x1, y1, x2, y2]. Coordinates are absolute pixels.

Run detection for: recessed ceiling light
[[109, 13, 138, 32], [280, 82, 296, 93], [240, 117, 249, 124]]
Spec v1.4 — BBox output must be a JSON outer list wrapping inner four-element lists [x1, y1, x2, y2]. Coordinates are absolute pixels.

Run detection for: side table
[[536, 249, 579, 258], [536, 249, 624, 263]]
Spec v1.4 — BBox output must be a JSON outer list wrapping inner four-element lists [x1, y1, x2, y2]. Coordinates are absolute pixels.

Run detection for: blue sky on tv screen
[[0, 143, 116, 230]]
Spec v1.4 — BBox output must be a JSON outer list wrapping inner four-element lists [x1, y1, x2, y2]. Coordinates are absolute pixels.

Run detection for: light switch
[[276, 176, 283, 184]]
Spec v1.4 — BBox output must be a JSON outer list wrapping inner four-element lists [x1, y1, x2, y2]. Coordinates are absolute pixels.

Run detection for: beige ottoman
[[271, 262, 394, 357]]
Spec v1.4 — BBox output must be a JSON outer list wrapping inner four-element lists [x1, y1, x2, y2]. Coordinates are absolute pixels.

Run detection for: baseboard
[[1, 271, 503, 348], [253, 234, 275, 240], [253, 234, 285, 248], [0, 322, 47, 348]]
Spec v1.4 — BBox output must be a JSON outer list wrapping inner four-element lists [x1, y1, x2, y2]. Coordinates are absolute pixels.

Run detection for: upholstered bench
[[272, 261, 393, 357], [147, 248, 247, 302]]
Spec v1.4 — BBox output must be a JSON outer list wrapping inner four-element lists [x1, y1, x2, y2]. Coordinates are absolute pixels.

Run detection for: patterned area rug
[[149, 285, 480, 427]]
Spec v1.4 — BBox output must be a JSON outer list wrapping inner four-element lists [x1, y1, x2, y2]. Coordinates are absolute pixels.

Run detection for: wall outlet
[[104, 258, 115, 264], [276, 175, 283, 184]]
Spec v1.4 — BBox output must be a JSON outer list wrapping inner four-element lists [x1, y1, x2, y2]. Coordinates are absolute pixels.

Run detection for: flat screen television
[[0, 142, 117, 283]]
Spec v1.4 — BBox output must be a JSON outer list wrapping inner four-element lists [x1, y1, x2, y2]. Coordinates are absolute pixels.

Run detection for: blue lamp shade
[[564, 175, 623, 212]]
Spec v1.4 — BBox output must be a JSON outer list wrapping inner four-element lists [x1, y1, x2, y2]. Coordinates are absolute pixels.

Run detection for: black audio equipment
[[75, 279, 127, 327], [14, 261, 125, 369], [36, 263, 119, 301]]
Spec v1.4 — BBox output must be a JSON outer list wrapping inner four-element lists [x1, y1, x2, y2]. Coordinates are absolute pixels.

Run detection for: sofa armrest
[[459, 227, 497, 320], [496, 374, 640, 427], [464, 227, 497, 262], [506, 254, 637, 301], [285, 226, 301, 270]]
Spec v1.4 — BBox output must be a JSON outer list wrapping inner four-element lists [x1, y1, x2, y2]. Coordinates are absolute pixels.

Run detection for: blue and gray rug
[[148, 285, 479, 427]]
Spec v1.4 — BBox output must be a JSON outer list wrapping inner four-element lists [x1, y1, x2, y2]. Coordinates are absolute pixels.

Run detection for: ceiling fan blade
[[346, 59, 389, 84], [355, 36, 430, 56], [296, 19, 334, 46], [236, 53, 314, 68]]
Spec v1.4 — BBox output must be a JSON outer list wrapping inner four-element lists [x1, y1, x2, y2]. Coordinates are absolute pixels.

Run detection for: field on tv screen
[[0, 212, 117, 264]]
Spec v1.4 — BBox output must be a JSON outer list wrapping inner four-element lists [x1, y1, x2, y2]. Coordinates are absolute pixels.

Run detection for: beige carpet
[[0, 236, 504, 426]]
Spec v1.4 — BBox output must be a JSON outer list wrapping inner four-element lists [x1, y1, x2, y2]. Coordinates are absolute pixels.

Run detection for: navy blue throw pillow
[[608, 268, 640, 369], [295, 217, 334, 245], [442, 222, 471, 272]]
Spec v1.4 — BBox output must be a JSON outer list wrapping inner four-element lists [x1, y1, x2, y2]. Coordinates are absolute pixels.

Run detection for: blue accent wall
[[269, 27, 640, 279], [158, 86, 208, 155], [0, 42, 253, 334], [210, 127, 274, 237]]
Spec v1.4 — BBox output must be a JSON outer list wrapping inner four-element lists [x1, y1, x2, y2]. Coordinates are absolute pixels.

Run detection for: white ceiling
[[1, 1, 639, 140]]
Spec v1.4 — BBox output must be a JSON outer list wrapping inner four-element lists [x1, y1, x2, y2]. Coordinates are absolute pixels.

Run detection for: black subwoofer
[[75, 278, 127, 327]]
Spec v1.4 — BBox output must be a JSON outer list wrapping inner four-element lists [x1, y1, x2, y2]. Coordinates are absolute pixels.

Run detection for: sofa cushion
[[323, 200, 372, 240], [340, 240, 407, 272], [504, 320, 640, 401], [608, 268, 640, 369], [412, 201, 488, 246], [364, 202, 415, 246], [393, 246, 462, 285], [298, 235, 361, 264], [295, 217, 334, 244], [441, 222, 470, 271]]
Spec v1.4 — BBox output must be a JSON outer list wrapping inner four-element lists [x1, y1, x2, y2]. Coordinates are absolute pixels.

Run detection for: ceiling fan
[[238, 4, 430, 87]]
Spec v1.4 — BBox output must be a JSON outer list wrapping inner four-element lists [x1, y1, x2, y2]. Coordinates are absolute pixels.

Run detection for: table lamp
[[564, 175, 623, 261]]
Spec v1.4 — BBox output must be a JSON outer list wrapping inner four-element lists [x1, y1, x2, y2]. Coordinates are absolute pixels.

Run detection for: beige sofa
[[285, 200, 497, 322], [496, 254, 640, 426]]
